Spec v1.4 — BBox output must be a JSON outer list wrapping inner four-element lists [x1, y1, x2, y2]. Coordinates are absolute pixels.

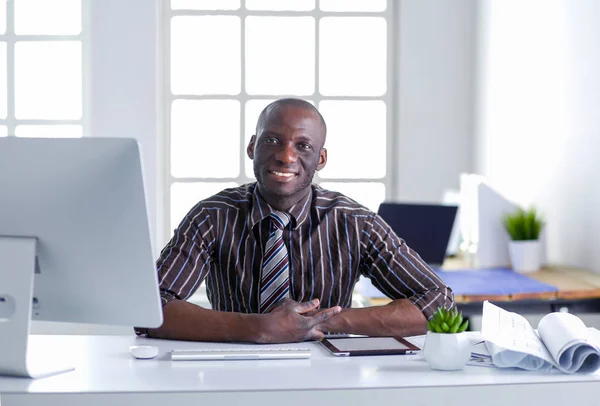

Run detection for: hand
[[258, 299, 341, 343], [286, 304, 336, 333]]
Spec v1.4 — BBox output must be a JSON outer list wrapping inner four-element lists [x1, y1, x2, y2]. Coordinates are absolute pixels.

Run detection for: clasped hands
[[258, 298, 341, 344]]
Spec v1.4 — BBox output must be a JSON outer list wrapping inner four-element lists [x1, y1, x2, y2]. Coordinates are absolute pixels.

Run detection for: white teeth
[[272, 171, 295, 177]]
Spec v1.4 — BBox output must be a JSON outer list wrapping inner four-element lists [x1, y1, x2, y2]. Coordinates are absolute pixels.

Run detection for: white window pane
[[246, 17, 314, 95], [15, 0, 81, 35], [320, 0, 386, 12], [0, 126, 7, 137], [15, 125, 82, 138], [0, 42, 6, 119], [320, 182, 385, 212], [246, 0, 315, 11], [15, 41, 82, 119], [171, 182, 238, 231], [171, 0, 240, 10], [320, 17, 386, 96], [171, 16, 240, 95], [244, 99, 275, 178], [0, 1, 6, 34], [318, 101, 386, 178], [171, 100, 240, 178]]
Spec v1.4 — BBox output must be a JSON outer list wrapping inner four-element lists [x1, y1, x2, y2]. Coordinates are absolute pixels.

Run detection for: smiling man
[[138, 98, 454, 343]]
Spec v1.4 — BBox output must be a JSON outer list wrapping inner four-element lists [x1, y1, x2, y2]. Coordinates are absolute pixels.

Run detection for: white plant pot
[[422, 331, 471, 371], [508, 240, 541, 274]]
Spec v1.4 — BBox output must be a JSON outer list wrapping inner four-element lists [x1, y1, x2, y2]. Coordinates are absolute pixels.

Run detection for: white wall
[[87, 0, 164, 254], [395, 0, 477, 203], [474, 0, 600, 271]]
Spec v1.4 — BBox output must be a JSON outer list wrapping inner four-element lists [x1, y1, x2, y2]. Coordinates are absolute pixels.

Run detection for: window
[[164, 0, 394, 241], [0, 0, 85, 139]]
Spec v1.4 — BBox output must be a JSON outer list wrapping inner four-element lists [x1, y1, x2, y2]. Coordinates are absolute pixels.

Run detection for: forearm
[[319, 299, 428, 337], [148, 300, 265, 342]]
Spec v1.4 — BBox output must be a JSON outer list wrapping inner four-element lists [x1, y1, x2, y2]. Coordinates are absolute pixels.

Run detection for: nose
[[275, 143, 298, 164]]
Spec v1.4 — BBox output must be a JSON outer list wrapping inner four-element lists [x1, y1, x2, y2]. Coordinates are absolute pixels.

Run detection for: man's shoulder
[[195, 183, 255, 211], [311, 184, 374, 216]]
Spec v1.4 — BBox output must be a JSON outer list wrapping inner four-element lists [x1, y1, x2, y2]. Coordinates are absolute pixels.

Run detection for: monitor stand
[[0, 236, 74, 378]]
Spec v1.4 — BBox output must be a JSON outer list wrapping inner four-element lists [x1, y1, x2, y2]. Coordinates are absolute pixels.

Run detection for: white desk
[[1, 335, 600, 406]]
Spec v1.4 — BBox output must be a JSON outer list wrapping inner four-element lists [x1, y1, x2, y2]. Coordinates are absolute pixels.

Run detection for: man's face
[[247, 105, 327, 205]]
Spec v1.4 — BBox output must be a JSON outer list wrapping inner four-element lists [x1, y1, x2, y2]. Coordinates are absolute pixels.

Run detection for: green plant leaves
[[428, 306, 467, 334], [502, 207, 544, 241]]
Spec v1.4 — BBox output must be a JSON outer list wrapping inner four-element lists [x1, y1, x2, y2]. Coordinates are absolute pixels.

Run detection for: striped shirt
[[139, 183, 453, 333]]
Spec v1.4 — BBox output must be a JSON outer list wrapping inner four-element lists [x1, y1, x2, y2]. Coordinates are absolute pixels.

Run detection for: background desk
[[2, 335, 600, 406], [456, 265, 600, 316], [369, 264, 600, 318]]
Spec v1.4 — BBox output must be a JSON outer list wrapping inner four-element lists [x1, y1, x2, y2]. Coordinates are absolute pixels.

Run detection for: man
[[136, 98, 453, 343]]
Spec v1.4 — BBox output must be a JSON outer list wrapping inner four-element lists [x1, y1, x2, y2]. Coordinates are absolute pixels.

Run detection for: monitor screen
[[0, 137, 162, 327], [377, 203, 458, 266]]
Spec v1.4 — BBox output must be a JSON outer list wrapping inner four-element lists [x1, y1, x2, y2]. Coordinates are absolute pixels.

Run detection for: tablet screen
[[331, 337, 411, 351], [320, 336, 420, 356]]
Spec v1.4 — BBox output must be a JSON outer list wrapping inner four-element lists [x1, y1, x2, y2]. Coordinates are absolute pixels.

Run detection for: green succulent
[[503, 207, 544, 241], [428, 307, 468, 334]]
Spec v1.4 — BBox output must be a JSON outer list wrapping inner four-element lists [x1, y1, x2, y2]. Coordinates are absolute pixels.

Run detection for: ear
[[247, 135, 256, 159], [316, 147, 327, 171]]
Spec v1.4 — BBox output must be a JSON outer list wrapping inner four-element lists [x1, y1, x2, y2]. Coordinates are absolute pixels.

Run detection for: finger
[[310, 328, 325, 341], [310, 306, 341, 325], [295, 298, 321, 314], [302, 309, 319, 317]]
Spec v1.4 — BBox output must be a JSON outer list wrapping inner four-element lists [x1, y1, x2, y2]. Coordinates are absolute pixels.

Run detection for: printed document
[[481, 301, 600, 373]]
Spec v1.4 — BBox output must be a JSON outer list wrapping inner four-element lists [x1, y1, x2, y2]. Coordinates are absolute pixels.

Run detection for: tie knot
[[270, 211, 291, 230]]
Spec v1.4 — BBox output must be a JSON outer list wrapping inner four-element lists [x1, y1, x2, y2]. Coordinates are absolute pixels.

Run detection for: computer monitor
[[377, 203, 458, 267], [0, 137, 163, 378], [459, 173, 521, 268]]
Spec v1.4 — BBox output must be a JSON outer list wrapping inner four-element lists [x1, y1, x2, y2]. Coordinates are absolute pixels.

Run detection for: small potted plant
[[503, 207, 545, 273], [422, 307, 471, 371]]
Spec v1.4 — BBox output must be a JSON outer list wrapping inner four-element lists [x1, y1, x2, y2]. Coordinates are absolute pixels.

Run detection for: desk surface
[[2, 335, 600, 406]]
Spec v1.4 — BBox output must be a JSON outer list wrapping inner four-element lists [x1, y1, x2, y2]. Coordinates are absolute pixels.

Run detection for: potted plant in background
[[422, 307, 471, 371], [503, 207, 545, 273]]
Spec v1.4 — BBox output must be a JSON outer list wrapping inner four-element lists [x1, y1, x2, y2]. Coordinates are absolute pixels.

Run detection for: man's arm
[[317, 214, 454, 336], [148, 298, 341, 343], [316, 299, 427, 337]]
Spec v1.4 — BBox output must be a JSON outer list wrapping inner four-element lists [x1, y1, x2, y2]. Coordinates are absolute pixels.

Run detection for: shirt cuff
[[409, 287, 455, 320]]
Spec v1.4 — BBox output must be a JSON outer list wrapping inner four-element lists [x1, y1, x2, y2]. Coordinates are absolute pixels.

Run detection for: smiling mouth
[[268, 170, 298, 179]]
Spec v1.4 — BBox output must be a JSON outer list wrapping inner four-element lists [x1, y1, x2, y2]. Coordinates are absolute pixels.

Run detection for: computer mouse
[[129, 345, 159, 359]]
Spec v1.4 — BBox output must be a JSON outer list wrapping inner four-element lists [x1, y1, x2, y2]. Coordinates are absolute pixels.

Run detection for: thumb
[[296, 299, 320, 314]]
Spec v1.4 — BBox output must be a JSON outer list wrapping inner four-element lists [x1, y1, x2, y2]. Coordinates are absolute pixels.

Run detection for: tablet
[[320, 336, 420, 357]]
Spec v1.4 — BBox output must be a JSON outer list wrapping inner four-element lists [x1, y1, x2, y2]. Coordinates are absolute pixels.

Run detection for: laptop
[[377, 203, 458, 267]]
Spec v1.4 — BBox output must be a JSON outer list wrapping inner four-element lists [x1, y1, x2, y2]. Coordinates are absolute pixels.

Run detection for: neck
[[257, 186, 310, 212]]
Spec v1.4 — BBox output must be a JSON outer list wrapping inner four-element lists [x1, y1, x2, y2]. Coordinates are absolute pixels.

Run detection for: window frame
[[0, 0, 89, 137], [162, 0, 397, 242]]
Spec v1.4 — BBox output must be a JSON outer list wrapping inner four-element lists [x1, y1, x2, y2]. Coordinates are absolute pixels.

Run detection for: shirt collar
[[248, 183, 313, 231]]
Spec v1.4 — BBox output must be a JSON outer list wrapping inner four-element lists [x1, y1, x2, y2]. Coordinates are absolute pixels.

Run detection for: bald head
[[255, 98, 327, 144], [247, 97, 328, 210]]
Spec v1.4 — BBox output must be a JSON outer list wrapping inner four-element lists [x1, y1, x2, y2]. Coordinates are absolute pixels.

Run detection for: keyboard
[[170, 347, 311, 361]]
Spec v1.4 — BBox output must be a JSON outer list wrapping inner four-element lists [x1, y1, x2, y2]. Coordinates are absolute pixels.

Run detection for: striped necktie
[[260, 211, 291, 313]]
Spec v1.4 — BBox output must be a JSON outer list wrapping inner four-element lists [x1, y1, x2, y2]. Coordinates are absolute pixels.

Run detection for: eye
[[298, 142, 313, 151], [264, 138, 279, 145]]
